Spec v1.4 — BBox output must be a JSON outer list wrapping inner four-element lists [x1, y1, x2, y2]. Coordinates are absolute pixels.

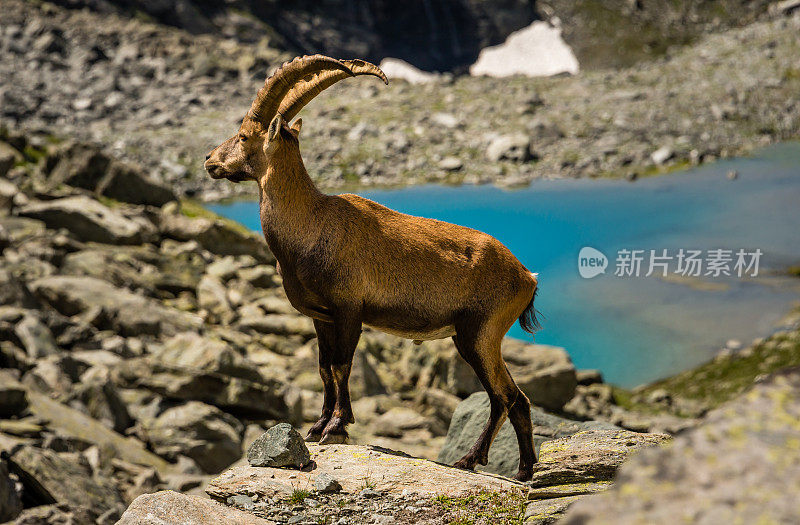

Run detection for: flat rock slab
[[118, 490, 271, 525], [529, 429, 671, 488], [208, 443, 524, 500]]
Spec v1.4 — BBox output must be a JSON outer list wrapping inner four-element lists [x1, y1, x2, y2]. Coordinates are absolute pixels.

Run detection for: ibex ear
[[290, 118, 303, 136], [267, 114, 283, 142]]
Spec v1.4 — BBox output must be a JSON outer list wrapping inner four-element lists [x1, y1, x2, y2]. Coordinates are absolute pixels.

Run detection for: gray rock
[[46, 142, 111, 190], [18, 196, 157, 245], [8, 446, 125, 521], [438, 392, 618, 477], [0, 178, 18, 216], [96, 161, 176, 206], [486, 134, 534, 162], [357, 488, 381, 498], [529, 429, 670, 488], [30, 275, 201, 336], [314, 472, 342, 493], [0, 141, 23, 178], [238, 313, 315, 339], [153, 332, 262, 382], [113, 358, 289, 420], [0, 373, 28, 418], [159, 210, 274, 263], [14, 314, 59, 358], [119, 491, 272, 524], [197, 275, 234, 320], [145, 401, 243, 474], [0, 461, 22, 523], [247, 423, 310, 469], [562, 367, 800, 524], [71, 370, 133, 433], [226, 493, 255, 510], [504, 341, 578, 411]]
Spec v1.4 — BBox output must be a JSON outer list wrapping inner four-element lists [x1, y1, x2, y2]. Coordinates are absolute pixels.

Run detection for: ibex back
[[205, 55, 540, 481]]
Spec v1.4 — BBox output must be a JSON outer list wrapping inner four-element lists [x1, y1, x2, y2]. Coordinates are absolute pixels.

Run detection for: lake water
[[209, 143, 800, 387]]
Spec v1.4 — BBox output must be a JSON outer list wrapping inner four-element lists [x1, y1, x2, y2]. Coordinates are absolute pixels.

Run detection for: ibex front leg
[[318, 310, 362, 445], [306, 319, 338, 442]]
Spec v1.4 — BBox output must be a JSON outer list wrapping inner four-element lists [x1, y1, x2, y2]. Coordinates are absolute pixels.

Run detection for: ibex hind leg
[[451, 315, 536, 481]]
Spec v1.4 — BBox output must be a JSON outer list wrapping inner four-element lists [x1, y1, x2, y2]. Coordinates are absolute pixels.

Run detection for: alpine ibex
[[204, 55, 540, 481]]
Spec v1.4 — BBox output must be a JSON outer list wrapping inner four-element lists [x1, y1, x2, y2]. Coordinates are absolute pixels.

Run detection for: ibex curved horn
[[248, 55, 352, 124], [278, 59, 388, 122]]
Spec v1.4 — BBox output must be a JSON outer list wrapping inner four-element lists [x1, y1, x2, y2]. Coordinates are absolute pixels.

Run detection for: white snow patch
[[469, 20, 579, 78], [378, 58, 439, 84]]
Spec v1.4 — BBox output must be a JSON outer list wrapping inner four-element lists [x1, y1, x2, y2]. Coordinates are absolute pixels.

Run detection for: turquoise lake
[[209, 143, 800, 388]]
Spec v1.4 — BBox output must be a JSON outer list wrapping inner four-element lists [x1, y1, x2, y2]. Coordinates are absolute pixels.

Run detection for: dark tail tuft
[[519, 287, 542, 336]]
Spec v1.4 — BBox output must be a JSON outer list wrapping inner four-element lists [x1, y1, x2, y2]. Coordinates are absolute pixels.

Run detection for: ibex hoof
[[513, 469, 533, 482], [319, 432, 349, 445], [305, 432, 322, 443]]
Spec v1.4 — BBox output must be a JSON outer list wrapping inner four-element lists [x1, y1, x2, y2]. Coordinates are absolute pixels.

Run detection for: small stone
[[287, 515, 305, 524], [358, 488, 381, 499], [727, 169, 739, 180], [247, 423, 310, 468], [650, 146, 673, 165], [314, 472, 342, 493], [226, 494, 255, 511], [486, 134, 534, 162], [437, 156, 463, 171]]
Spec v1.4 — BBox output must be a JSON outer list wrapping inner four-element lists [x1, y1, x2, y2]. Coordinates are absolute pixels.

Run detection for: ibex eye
[[239, 135, 248, 142]]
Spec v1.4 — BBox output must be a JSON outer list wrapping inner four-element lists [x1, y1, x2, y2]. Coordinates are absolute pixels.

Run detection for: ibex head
[[205, 55, 387, 183]]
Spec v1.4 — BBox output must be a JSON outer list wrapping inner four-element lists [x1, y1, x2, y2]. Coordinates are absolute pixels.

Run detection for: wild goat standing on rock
[[204, 55, 540, 481]]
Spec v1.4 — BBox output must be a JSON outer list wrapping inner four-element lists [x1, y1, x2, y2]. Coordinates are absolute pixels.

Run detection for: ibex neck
[[258, 147, 322, 246]]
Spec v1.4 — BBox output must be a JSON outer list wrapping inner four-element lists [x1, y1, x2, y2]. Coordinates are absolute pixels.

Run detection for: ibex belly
[[366, 323, 456, 342]]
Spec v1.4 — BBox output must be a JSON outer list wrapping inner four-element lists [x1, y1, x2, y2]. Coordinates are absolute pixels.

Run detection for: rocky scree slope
[[0, 126, 624, 523], [1, 1, 800, 201], [116, 364, 800, 524]]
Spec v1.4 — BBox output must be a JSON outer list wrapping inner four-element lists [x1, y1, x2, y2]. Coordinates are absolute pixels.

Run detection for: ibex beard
[[205, 55, 541, 481]]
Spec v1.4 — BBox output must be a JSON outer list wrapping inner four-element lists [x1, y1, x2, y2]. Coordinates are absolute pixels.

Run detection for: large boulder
[[114, 357, 289, 420], [118, 490, 273, 524], [208, 443, 523, 501], [7, 446, 125, 521], [45, 141, 176, 206], [438, 392, 618, 477], [153, 332, 262, 382], [503, 340, 578, 411], [528, 429, 670, 495], [25, 389, 172, 472], [30, 275, 201, 336], [412, 339, 577, 410], [144, 401, 243, 474], [18, 196, 157, 245], [159, 208, 274, 263], [562, 367, 800, 524], [96, 161, 176, 207]]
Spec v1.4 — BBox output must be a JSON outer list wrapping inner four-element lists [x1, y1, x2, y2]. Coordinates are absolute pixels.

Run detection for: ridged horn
[[278, 59, 389, 122], [248, 55, 352, 124]]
